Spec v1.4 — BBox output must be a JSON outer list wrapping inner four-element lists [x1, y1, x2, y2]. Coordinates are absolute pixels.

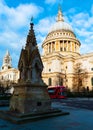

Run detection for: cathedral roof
[[49, 6, 73, 33]]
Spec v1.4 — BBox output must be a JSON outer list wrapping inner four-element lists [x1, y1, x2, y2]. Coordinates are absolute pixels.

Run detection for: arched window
[[59, 78, 63, 86], [91, 77, 93, 86], [48, 78, 52, 86]]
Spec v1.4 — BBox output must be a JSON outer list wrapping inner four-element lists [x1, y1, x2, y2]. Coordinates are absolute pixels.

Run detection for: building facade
[[41, 6, 93, 91], [0, 50, 19, 87]]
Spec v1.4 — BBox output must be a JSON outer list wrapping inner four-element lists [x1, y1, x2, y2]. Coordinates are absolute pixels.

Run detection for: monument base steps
[[0, 109, 69, 124]]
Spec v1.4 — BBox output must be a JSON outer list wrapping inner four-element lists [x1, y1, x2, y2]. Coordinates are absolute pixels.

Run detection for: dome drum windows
[[47, 42, 56, 53]]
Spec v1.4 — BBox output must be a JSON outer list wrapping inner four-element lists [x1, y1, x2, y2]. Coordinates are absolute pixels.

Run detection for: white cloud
[[35, 16, 55, 54], [0, 30, 25, 50], [1, 0, 93, 68], [68, 8, 76, 14], [80, 43, 93, 54], [8, 4, 42, 29], [0, 0, 43, 67], [0, 2, 43, 30], [64, 5, 93, 54], [35, 16, 55, 34], [75, 28, 93, 37], [71, 12, 89, 28]]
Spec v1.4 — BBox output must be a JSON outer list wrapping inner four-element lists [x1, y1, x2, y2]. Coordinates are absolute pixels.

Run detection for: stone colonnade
[[44, 40, 80, 54]]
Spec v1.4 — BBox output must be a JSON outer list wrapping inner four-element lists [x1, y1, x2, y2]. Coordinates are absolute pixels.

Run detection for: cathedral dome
[[49, 6, 73, 33], [42, 5, 81, 57], [49, 20, 73, 33]]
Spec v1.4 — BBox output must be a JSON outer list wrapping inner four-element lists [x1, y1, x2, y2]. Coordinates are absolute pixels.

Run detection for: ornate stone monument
[[0, 20, 69, 124], [10, 21, 51, 114]]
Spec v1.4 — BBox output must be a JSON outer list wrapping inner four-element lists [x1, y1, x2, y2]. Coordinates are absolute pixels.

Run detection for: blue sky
[[0, 0, 93, 68]]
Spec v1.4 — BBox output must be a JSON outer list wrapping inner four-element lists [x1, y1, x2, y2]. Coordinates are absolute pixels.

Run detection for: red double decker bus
[[47, 86, 67, 99]]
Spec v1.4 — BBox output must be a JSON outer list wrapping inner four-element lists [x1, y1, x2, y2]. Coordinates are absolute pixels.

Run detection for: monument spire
[[25, 17, 37, 51], [57, 4, 64, 22], [18, 17, 43, 83]]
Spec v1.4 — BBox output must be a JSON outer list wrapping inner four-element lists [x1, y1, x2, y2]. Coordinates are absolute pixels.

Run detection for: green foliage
[[73, 62, 88, 92]]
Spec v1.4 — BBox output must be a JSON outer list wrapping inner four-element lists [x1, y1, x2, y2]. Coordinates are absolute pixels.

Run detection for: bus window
[[59, 92, 67, 96], [48, 89, 55, 95]]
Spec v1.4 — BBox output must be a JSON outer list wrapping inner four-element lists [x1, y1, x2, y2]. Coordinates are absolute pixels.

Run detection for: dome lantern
[[49, 5, 73, 33], [57, 4, 64, 22]]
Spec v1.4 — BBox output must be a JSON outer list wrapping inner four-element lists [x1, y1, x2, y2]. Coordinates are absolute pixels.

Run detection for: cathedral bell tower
[[1, 50, 12, 70]]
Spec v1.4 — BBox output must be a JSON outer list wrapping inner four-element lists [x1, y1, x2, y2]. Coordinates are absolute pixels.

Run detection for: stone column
[[56, 40, 59, 51], [63, 40, 64, 51], [55, 41, 56, 51], [76, 43, 78, 52], [46, 44, 48, 54], [71, 42, 72, 51], [67, 41, 68, 51], [51, 42, 52, 53], [48, 43, 51, 53], [58, 41, 60, 51], [73, 42, 75, 52], [48, 43, 49, 53], [75, 43, 76, 52], [77, 43, 80, 53]]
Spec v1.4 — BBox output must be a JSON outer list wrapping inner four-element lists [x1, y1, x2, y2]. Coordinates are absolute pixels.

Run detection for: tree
[[72, 62, 88, 92], [0, 79, 14, 95]]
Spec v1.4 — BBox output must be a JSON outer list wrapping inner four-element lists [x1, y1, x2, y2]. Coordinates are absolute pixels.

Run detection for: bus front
[[47, 87, 57, 99]]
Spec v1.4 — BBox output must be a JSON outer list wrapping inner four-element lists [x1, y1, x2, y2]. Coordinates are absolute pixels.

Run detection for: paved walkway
[[68, 97, 93, 101], [0, 101, 93, 130]]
